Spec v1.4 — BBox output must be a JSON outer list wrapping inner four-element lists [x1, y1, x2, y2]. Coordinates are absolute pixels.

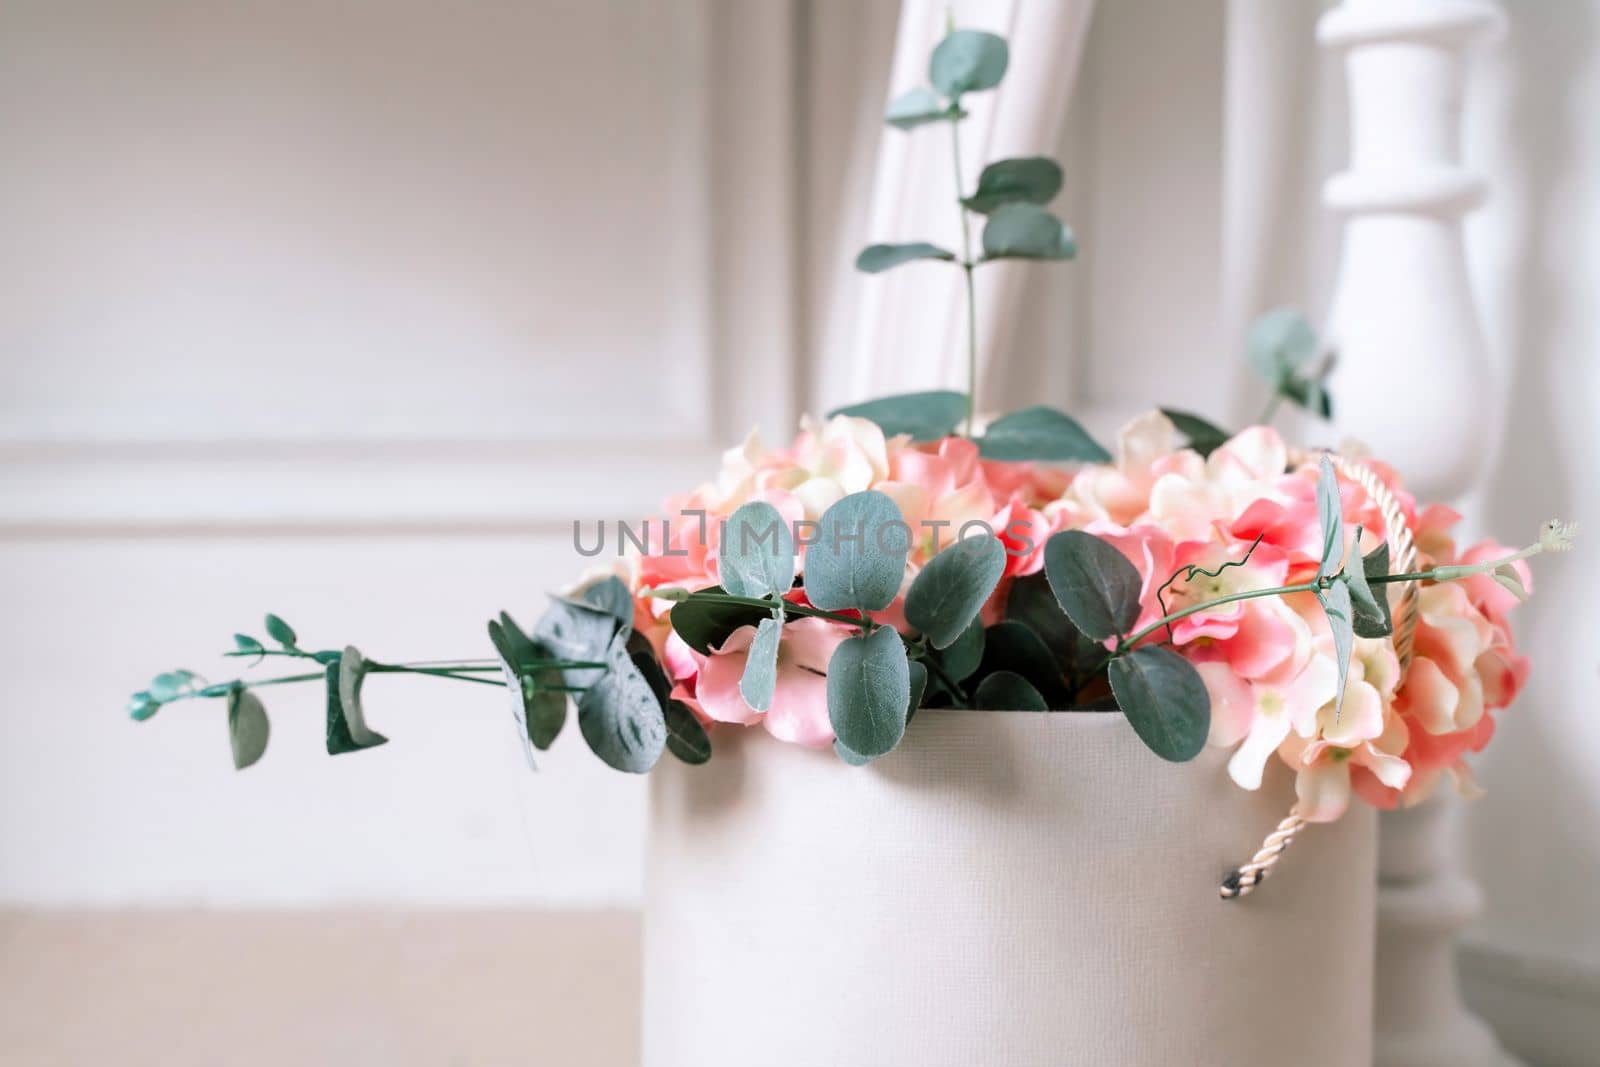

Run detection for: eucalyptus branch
[[949, 115, 979, 436], [651, 587, 880, 631], [1118, 579, 1325, 654]]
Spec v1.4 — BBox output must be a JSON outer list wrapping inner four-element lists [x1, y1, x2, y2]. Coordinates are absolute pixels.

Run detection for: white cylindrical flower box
[[643, 711, 1376, 1067]]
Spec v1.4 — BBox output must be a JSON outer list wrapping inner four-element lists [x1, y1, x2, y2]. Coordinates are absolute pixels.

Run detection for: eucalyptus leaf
[[976, 620, 1069, 707], [488, 620, 567, 764], [668, 586, 771, 655], [148, 671, 190, 702], [804, 490, 910, 613], [1106, 646, 1210, 763], [962, 157, 1063, 214], [938, 618, 986, 682], [1315, 454, 1344, 581], [976, 406, 1110, 463], [980, 203, 1076, 261], [232, 633, 265, 661], [581, 577, 635, 635], [578, 639, 667, 774], [739, 616, 783, 712], [1348, 540, 1392, 639], [1282, 374, 1334, 419], [904, 534, 1006, 648], [535, 595, 621, 688], [929, 29, 1009, 98], [856, 242, 956, 274], [664, 699, 712, 765], [264, 613, 297, 649], [127, 690, 160, 722], [227, 687, 270, 770], [974, 670, 1048, 712], [325, 661, 387, 756], [1247, 307, 1318, 382], [1159, 408, 1232, 458], [1044, 531, 1142, 642], [1005, 572, 1102, 680], [720, 501, 796, 600], [1317, 580, 1355, 722], [826, 626, 910, 759], [835, 660, 926, 766], [884, 86, 955, 130], [828, 390, 968, 442], [336, 646, 388, 748]]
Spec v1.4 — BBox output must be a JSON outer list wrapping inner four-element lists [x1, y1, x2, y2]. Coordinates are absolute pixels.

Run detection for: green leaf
[[1159, 408, 1232, 458], [580, 577, 634, 636], [937, 618, 985, 682], [828, 390, 968, 442], [232, 633, 265, 662], [1281, 374, 1333, 419], [1348, 540, 1392, 639], [325, 658, 388, 756], [739, 615, 783, 712], [1247, 307, 1317, 382], [974, 670, 1048, 711], [127, 690, 160, 722], [1005, 572, 1103, 680], [488, 620, 567, 764], [1106, 646, 1210, 762], [976, 620, 1069, 706], [578, 639, 667, 774], [834, 660, 925, 766], [720, 501, 796, 600], [264, 614, 297, 649], [535, 595, 621, 687], [148, 671, 192, 702], [1044, 531, 1142, 642], [855, 242, 957, 273], [227, 688, 270, 770], [904, 534, 1006, 648], [664, 699, 712, 765], [668, 586, 772, 655], [1315, 454, 1344, 581], [884, 86, 957, 130], [976, 406, 1110, 463], [826, 626, 910, 759], [804, 490, 910, 613], [1317, 581, 1355, 722], [980, 203, 1076, 261], [929, 29, 1009, 98], [962, 157, 1063, 214]]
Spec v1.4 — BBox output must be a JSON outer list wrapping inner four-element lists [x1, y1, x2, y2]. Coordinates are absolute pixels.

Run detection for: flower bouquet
[[129, 26, 1571, 1067]]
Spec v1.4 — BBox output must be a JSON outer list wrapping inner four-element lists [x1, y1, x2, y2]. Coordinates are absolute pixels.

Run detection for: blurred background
[[2, 0, 1595, 1064]]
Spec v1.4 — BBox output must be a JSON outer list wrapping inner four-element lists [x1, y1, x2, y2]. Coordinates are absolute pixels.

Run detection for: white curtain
[[812, 0, 1097, 416]]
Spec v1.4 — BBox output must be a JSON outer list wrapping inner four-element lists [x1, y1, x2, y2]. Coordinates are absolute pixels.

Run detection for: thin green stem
[[1119, 580, 1323, 653], [366, 664, 506, 688], [948, 110, 978, 435], [652, 588, 878, 631], [916, 647, 971, 710]]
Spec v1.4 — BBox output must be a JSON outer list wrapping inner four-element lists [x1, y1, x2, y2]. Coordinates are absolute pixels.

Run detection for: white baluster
[[1318, 2, 1512, 1065]]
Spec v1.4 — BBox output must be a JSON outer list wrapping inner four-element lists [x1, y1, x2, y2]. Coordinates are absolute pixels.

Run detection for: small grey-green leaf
[[232, 633, 265, 659], [227, 688, 270, 770], [148, 671, 189, 702], [1107, 646, 1209, 762], [1348, 539, 1392, 639], [884, 86, 956, 130], [1316, 454, 1344, 581], [720, 501, 796, 600], [962, 157, 1063, 214], [1159, 408, 1232, 458], [974, 670, 1048, 711], [1247, 307, 1318, 381], [578, 640, 667, 774], [829, 390, 968, 442], [337, 646, 388, 748], [1044, 531, 1142, 641], [127, 690, 160, 722], [1317, 581, 1355, 722], [1005, 572, 1103, 680], [835, 660, 925, 765], [581, 577, 634, 636], [938, 618, 985, 682], [535, 595, 620, 688], [904, 535, 1006, 648], [664, 699, 712, 765], [855, 242, 957, 273], [976, 620, 1069, 707], [980, 203, 1076, 261], [804, 490, 910, 613], [826, 626, 910, 759], [325, 661, 387, 756], [929, 29, 1009, 98], [739, 616, 782, 711], [977, 406, 1110, 463], [264, 614, 297, 649]]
